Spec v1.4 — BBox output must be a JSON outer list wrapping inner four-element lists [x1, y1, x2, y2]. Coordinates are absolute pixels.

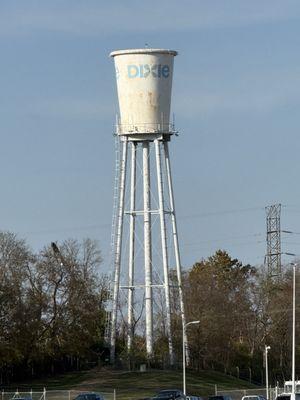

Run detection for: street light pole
[[265, 345, 271, 400], [291, 263, 297, 399], [183, 320, 200, 395]]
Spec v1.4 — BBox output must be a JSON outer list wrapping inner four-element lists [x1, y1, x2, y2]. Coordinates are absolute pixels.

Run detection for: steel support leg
[[163, 141, 189, 365], [127, 142, 137, 352], [154, 139, 174, 365], [143, 142, 153, 357], [110, 137, 128, 363]]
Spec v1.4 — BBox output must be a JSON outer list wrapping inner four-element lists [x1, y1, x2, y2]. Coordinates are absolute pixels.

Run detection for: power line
[[19, 223, 111, 236], [180, 206, 264, 220], [182, 233, 263, 247], [181, 240, 265, 253], [11, 206, 267, 237]]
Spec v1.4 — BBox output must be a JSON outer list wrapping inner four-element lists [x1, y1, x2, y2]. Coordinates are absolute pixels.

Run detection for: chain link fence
[[216, 387, 284, 400], [0, 385, 286, 400], [0, 390, 116, 400]]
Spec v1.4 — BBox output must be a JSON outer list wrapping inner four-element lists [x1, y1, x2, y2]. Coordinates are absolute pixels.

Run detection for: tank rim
[[110, 49, 178, 57]]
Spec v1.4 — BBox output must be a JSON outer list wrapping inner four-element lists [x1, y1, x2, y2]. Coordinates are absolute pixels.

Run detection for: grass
[[5, 368, 260, 400]]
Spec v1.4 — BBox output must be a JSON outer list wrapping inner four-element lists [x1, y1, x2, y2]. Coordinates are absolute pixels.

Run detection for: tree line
[[121, 250, 298, 386], [0, 232, 107, 384], [0, 229, 297, 386], [174, 250, 296, 385]]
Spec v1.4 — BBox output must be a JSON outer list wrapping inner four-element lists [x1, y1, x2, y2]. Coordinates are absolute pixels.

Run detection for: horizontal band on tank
[[110, 48, 178, 57], [115, 133, 175, 142]]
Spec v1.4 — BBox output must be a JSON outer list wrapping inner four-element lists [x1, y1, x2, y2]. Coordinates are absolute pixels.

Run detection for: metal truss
[[265, 203, 281, 277]]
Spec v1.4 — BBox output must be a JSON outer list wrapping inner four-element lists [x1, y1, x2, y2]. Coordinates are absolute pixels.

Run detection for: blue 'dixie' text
[[127, 64, 170, 78]]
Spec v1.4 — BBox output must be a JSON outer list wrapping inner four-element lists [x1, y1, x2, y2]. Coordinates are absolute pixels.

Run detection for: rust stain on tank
[[148, 91, 158, 110]]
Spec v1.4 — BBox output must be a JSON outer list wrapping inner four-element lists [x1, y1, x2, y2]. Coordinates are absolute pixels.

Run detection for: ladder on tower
[[104, 309, 112, 344], [104, 134, 121, 345], [110, 134, 121, 270]]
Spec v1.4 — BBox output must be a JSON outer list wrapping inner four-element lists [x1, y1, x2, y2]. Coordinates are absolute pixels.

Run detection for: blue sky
[[1, 0, 300, 271]]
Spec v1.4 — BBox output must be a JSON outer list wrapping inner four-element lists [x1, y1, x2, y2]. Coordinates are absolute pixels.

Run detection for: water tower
[[108, 49, 188, 364]]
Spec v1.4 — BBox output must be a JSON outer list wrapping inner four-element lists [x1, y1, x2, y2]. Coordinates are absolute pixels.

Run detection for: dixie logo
[[127, 64, 170, 78]]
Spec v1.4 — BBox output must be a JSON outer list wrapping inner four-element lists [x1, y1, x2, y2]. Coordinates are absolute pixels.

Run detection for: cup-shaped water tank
[[110, 49, 177, 135]]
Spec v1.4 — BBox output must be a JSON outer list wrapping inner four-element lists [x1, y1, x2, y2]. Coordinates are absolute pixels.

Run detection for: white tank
[[110, 48, 177, 135]]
